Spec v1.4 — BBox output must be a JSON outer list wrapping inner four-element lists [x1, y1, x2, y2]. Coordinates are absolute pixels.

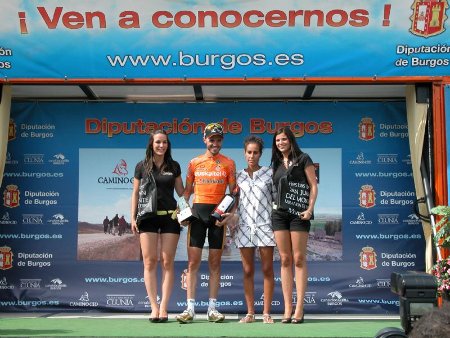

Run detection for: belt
[[156, 210, 175, 216]]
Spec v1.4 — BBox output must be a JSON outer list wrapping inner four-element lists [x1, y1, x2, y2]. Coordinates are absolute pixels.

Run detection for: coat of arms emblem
[[410, 0, 448, 37], [360, 246, 377, 270]]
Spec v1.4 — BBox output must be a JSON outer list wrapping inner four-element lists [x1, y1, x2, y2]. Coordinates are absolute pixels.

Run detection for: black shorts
[[272, 209, 311, 232], [188, 204, 225, 249], [138, 214, 181, 234]]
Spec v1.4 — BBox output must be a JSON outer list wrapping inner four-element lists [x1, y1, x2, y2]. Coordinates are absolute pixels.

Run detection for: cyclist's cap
[[204, 123, 224, 139]]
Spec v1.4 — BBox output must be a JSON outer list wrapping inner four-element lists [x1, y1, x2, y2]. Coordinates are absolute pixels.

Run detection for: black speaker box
[[391, 271, 437, 297]]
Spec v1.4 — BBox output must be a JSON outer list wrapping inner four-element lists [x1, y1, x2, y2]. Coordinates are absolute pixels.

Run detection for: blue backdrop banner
[[1, 0, 450, 79], [1, 101, 424, 314]]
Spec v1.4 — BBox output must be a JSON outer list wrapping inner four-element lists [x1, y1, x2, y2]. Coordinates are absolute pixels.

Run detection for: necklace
[[283, 159, 291, 167]]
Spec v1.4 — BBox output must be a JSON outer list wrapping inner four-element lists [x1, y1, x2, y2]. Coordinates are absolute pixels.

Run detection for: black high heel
[[291, 314, 304, 324], [281, 317, 292, 324]]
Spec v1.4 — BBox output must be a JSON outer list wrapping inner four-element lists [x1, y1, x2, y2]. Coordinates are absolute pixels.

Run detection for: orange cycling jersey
[[186, 153, 236, 204]]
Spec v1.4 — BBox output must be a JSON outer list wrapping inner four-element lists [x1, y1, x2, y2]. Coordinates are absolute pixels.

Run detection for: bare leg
[[140, 232, 160, 318], [274, 230, 293, 319], [187, 246, 202, 300], [208, 248, 224, 299], [159, 232, 180, 317], [239, 247, 255, 314], [259, 246, 274, 315], [291, 231, 309, 319]]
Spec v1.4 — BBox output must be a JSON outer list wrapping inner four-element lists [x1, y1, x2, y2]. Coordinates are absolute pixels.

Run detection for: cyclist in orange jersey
[[176, 122, 236, 324]]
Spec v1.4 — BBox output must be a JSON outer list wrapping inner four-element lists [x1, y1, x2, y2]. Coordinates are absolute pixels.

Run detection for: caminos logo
[[3, 184, 20, 208], [98, 160, 133, 185], [5, 152, 18, 165], [48, 214, 69, 225], [358, 118, 375, 141], [8, 119, 16, 141], [410, 0, 448, 37], [360, 246, 377, 270], [70, 292, 99, 307], [113, 159, 128, 176], [0, 212, 17, 225], [349, 277, 372, 288], [0, 246, 13, 270], [350, 212, 373, 225], [49, 153, 69, 165], [359, 185, 376, 208], [0, 277, 15, 289], [349, 152, 371, 165]]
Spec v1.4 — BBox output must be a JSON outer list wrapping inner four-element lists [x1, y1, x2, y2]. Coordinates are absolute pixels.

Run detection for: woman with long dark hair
[[270, 126, 318, 324], [131, 130, 184, 323]]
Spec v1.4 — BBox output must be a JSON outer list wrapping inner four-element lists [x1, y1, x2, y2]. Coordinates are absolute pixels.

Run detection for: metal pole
[[421, 159, 442, 261]]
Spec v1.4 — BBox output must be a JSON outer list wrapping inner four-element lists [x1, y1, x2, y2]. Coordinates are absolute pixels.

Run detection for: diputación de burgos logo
[[3, 184, 20, 208], [0, 246, 13, 270], [180, 269, 188, 290], [8, 119, 16, 141], [359, 185, 376, 208], [358, 117, 375, 141], [360, 246, 377, 270], [410, 0, 448, 38]]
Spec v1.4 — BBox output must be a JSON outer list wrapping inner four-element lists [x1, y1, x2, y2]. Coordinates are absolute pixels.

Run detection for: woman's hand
[[300, 210, 313, 220], [215, 212, 238, 228], [131, 220, 138, 234]]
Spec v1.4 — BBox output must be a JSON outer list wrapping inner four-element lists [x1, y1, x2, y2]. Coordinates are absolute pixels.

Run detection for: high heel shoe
[[281, 317, 292, 324], [158, 317, 168, 323], [149, 317, 160, 323], [291, 314, 304, 324]]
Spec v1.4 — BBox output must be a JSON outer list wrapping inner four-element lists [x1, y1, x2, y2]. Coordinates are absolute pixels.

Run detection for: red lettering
[[175, 11, 197, 28], [220, 10, 242, 28], [37, 7, 106, 29], [243, 10, 264, 28], [152, 11, 172, 28], [85, 119, 101, 134], [349, 9, 369, 27], [326, 9, 348, 28], [37, 6, 63, 29], [266, 10, 287, 28]]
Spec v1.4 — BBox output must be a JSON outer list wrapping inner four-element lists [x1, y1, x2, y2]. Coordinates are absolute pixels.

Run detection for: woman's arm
[[130, 178, 140, 234], [174, 175, 184, 197], [301, 164, 318, 220]]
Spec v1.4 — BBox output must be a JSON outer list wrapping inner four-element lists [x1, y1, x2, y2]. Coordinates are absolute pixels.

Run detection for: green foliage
[[431, 206, 450, 248]]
